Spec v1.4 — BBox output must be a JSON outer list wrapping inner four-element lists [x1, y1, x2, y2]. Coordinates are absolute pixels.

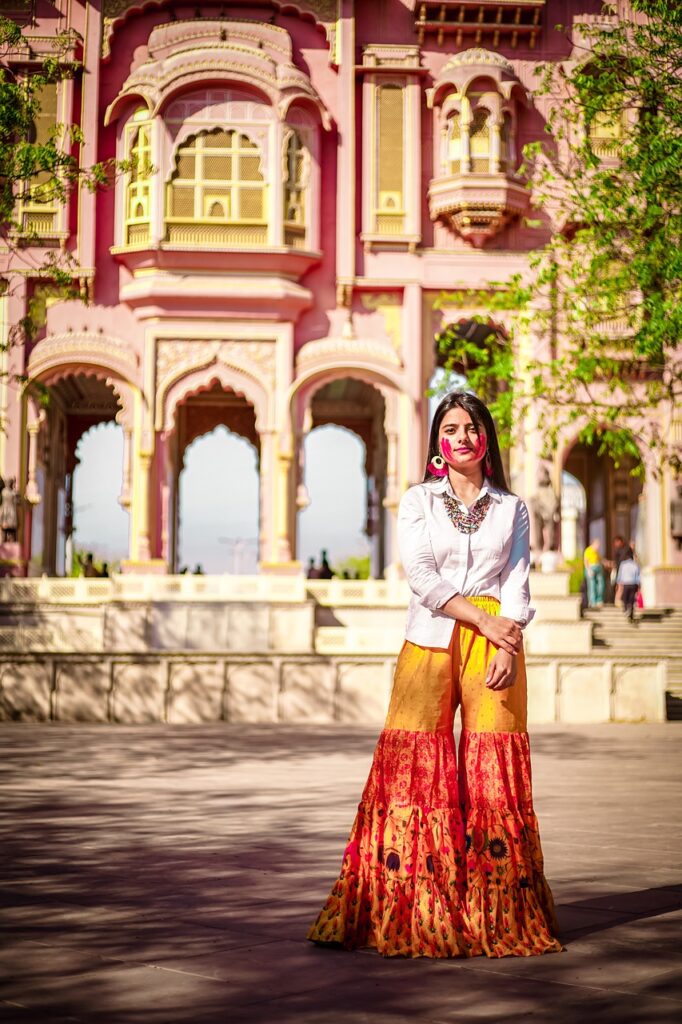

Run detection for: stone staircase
[[583, 605, 682, 720]]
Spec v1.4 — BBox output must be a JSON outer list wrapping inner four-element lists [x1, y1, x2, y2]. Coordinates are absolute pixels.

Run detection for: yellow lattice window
[[469, 108, 491, 173], [20, 82, 59, 236], [375, 84, 404, 235], [283, 130, 307, 248], [165, 129, 267, 246], [589, 99, 624, 158], [125, 109, 152, 245]]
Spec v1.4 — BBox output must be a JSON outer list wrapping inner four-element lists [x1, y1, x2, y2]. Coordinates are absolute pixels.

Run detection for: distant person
[[193, 564, 204, 575], [306, 557, 321, 579], [609, 535, 627, 604], [0, 476, 18, 542], [83, 552, 98, 578], [319, 549, 334, 580], [616, 547, 640, 622], [583, 538, 604, 608], [99, 562, 110, 578]]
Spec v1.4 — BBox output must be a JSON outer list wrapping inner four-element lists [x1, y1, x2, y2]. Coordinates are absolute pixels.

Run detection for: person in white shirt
[[308, 391, 561, 959], [615, 547, 641, 621]]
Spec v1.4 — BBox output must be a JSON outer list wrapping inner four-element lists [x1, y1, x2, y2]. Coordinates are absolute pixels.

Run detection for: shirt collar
[[423, 476, 504, 505]]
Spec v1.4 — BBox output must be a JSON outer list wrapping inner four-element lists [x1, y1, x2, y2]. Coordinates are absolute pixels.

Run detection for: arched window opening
[[469, 108, 491, 173], [165, 128, 267, 246], [298, 425, 371, 576], [72, 422, 129, 573], [283, 129, 308, 247], [178, 425, 259, 574], [125, 109, 152, 245]]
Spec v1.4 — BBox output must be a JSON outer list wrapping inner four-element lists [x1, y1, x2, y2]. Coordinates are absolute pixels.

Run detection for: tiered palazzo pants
[[307, 596, 561, 958]]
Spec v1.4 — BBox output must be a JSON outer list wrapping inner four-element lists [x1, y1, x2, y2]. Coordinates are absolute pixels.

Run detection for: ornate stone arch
[[159, 359, 270, 435], [26, 334, 140, 431], [104, 19, 330, 129]]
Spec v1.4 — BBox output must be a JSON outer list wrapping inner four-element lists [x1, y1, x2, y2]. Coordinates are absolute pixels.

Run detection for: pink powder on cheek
[[474, 434, 487, 458], [440, 437, 453, 459]]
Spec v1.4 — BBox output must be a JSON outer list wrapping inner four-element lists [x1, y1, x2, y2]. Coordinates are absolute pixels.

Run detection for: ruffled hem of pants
[[460, 728, 562, 956], [307, 727, 562, 958], [307, 728, 479, 957]]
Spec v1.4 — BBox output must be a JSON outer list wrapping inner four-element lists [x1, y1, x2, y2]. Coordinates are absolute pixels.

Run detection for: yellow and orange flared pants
[[307, 597, 562, 958]]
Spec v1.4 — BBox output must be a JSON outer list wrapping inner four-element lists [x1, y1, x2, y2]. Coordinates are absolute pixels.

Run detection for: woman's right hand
[[478, 613, 522, 654]]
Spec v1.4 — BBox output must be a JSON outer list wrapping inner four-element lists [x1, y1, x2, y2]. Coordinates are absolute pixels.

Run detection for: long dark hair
[[423, 391, 510, 492]]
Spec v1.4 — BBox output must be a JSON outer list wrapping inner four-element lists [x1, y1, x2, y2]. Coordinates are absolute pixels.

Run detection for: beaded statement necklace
[[442, 491, 492, 535]]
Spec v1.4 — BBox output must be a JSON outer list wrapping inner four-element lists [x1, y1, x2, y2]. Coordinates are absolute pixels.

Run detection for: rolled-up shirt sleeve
[[397, 488, 459, 611], [499, 499, 535, 626]]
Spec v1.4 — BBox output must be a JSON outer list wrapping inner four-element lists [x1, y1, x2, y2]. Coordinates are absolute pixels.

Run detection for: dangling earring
[[428, 454, 448, 477], [485, 453, 493, 478]]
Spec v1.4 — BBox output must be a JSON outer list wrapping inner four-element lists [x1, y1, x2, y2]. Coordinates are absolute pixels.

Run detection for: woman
[[307, 391, 561, 958]]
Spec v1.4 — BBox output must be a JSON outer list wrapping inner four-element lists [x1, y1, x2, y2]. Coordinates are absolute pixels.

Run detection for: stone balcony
[[428, 173, 530, 246]]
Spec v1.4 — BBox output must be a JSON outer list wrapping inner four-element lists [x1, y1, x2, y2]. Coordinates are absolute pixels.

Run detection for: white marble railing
[[0, 574, 308, 605], [0, 571, 571, 606]]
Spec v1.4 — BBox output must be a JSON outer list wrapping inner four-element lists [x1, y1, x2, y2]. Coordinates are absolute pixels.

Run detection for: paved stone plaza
[[1, 723, 681, 1023]]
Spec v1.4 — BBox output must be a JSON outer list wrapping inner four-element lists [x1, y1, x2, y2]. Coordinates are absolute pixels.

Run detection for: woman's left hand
[[485, 650, 517, 691]]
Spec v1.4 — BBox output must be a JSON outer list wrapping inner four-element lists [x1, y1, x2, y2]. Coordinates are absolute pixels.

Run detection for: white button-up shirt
[[397, 477, 534, 649]]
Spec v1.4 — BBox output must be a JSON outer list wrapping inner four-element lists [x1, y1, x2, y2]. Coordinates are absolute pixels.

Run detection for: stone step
[[313, 594, 582, 628]]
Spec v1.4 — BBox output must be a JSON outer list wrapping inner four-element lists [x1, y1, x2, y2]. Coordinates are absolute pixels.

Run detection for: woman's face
[[438, 407, 487, 472]]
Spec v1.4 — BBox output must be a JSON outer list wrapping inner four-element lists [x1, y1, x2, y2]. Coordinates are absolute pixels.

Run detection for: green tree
[[437, 1, 682, 474], [0, 17, 121, 345]]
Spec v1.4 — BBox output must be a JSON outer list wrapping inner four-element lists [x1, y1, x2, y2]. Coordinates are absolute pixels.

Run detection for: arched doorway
[[24, 374, 128, 576], [429, 316, 511, 479], [71, 422, 129, 575], [178, 426, 259, 574], [297, 378, 388, 579], [164, 382, 261, 573], [563, 440, 644, 561]]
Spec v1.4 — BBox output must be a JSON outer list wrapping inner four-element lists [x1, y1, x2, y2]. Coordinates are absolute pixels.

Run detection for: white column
[[491, 121, 501, 173], [271, 121, 284, 246]]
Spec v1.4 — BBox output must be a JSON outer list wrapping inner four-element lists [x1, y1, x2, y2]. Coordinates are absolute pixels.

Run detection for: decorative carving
[[27, 334, 139, 385], [428, 176, 530, 246], [443, 48, 515, 74], [155, 338, 276, 431], [361, 44, 422, 71], [103, 2, 338, 60], [105, 20, 331, 129], [296, 336, 402, 369]]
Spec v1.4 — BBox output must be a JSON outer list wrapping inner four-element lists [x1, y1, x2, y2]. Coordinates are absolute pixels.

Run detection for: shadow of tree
[[1, 723, 680, 1023]]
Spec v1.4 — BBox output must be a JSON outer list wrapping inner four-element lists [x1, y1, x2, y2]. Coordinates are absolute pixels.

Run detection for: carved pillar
[[119, 427, 132, 508], [25, 421, 42, 506], [491, 120, 502, 173], [136, 451, 153, 562], [271, 121, 285, 247], [259, 429, 275, 566], [383, 427, 401, 578], [336, 1, 356, 287], [460, 100, 472, 174]]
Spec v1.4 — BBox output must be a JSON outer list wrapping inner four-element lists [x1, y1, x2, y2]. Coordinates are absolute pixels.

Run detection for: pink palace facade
[[1, 0, 681, 602]]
